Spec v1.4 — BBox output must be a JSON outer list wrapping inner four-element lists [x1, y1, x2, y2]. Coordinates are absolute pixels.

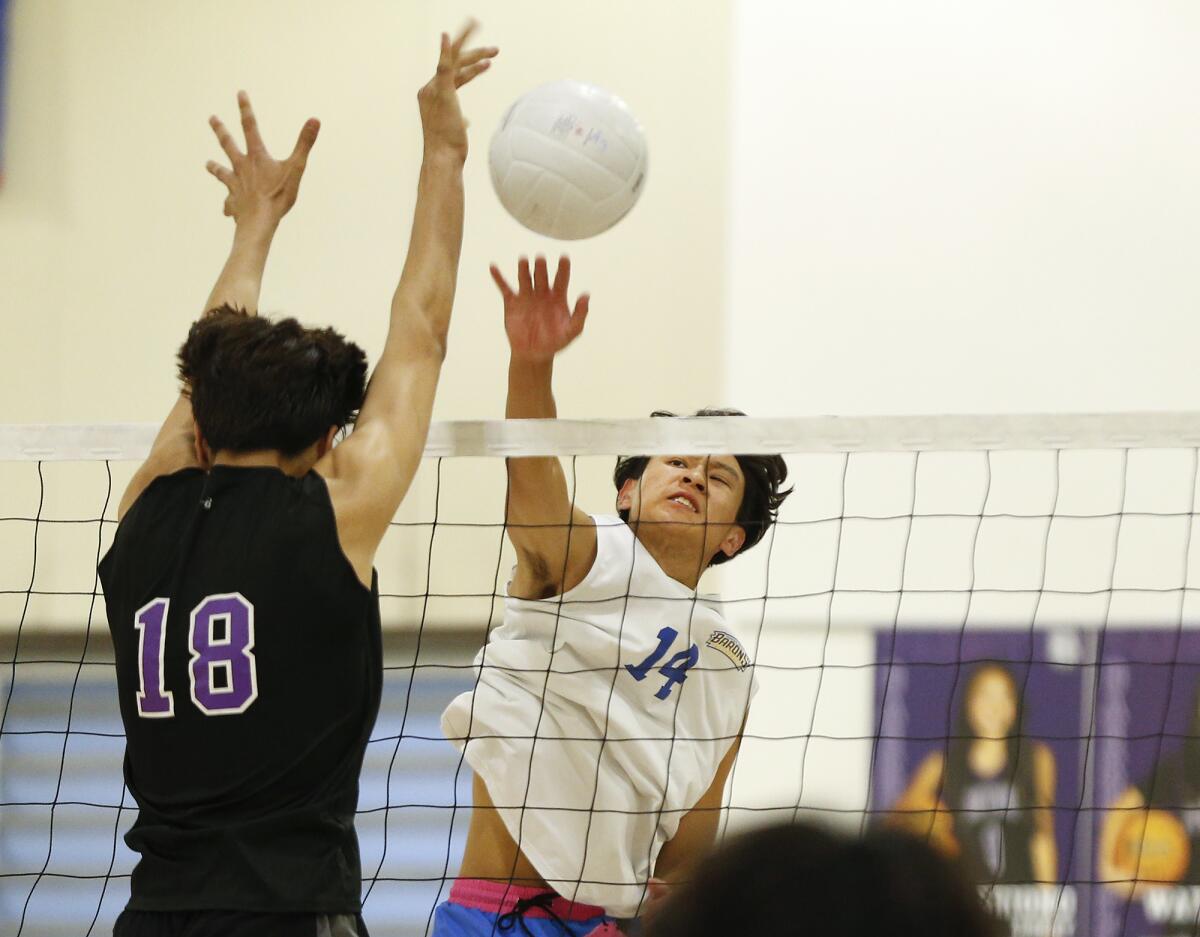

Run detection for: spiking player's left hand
[[493, 255, 591, 365], [205, 91, 320, 226]]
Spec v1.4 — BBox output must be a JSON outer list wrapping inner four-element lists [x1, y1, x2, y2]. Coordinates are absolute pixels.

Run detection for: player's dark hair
[[612, 409, 792, 566], [645, 822, 1003, 937], [178, 305, 368, 457]]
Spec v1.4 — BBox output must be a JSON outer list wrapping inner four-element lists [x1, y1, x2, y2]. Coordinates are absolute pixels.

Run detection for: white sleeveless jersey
[[441, 515, 756, 918]]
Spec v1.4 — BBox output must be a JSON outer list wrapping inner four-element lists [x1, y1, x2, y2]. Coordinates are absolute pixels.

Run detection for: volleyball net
[[2, 414, 1200, 937]]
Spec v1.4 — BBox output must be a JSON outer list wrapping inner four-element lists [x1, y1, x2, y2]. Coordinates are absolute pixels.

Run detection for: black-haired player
[[99, 26, 496, 937], [435, 256, 792, 935]]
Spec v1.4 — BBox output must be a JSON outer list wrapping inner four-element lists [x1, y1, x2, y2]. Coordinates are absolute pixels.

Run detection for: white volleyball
[[488, 80, 648, 240]]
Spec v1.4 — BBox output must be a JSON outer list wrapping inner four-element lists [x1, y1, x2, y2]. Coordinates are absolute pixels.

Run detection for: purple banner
[[1094, 631, 1200, 937], [874, 630, 1087, 937]]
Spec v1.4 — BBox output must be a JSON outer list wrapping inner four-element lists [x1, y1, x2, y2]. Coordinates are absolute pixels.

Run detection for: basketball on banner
[[1115, 810, 1191, 885]]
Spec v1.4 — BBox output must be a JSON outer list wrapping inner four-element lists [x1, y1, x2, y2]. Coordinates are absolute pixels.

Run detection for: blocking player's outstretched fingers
[[418, 21, 499, 158], [205, 90, 320, 224], [492, 255, 590, 365]]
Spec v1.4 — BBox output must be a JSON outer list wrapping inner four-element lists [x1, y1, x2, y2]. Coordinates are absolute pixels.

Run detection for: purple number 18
[[134, 598, 174, 718], [134, 592, 258, 719]]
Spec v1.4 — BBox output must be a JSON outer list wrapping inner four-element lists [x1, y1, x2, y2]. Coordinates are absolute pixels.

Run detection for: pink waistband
[[448, 878, 608, 921]]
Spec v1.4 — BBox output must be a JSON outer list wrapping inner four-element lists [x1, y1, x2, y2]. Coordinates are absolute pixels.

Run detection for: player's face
[[967, 669, 1018, 740], [619, 455, 747, 559]]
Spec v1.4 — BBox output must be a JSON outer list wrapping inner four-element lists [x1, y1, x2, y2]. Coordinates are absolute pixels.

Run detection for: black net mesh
[[2, 437, 1199, 937]]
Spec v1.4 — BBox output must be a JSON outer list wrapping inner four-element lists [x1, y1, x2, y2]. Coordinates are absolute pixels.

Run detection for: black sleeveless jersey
[[98, 466, 382, 913], [944, 761, 1037, 885]]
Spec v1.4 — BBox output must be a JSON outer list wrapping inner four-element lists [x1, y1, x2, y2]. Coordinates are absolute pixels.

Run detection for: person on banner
[[434, 256, 792, 936], [1099, 681, 1200, 927], [891, 662, 1058, 886], [98, 25, 496, 937]]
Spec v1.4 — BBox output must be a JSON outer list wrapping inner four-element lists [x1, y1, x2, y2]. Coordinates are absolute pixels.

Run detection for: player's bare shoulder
[[313, 441, 387, 590]]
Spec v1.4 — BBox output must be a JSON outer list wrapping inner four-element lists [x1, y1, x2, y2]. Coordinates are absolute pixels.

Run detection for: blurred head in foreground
[[644, 821, 1003, 937]]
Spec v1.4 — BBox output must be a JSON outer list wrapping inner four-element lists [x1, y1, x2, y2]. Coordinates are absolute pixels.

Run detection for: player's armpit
[[505, 456, 597, 599]]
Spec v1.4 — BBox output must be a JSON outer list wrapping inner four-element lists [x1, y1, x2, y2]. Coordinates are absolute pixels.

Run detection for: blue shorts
[[431, 880, 619, 937]]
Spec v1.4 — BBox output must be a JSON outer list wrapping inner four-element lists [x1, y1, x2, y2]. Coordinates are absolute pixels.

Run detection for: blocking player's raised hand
[[418, 21, 498, 161], [200, 92, 317, 316], [206, 91, 320, 226], [493, 255, 591, 365]]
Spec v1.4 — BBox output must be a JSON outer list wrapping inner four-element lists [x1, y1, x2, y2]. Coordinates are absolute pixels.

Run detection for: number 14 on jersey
[[625, 627, 699, 700]]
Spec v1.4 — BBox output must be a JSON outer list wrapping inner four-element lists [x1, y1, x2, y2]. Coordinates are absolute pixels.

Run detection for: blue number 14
[[625, 627, 700, 700]]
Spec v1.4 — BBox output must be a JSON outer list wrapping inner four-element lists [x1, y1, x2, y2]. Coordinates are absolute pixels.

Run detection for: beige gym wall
[[0, 1, 734, 632], [720, 0, 1200, 826], [0, 0, 732, 423]]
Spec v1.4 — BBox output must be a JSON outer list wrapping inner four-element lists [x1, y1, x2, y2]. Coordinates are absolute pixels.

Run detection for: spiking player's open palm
[[492, 255, 591, 364], [206, 91, 320, 224]]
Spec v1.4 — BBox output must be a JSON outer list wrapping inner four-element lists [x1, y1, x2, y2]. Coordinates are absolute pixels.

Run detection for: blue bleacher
[[1, 653, 477, 936]]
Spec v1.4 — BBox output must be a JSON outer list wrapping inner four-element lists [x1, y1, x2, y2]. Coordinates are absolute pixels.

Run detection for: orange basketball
[[1114, 809, 1191, 884], [889, 797, 960, 858]]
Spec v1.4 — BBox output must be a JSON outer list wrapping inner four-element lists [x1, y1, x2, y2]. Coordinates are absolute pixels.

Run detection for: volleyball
[[488, 80, 648, 240], [1114, 809, 1191, 884]]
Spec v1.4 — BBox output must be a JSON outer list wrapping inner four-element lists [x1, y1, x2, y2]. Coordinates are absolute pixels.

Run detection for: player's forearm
[[202, 218, 279, 316], [388, 150, 465, 353], [504, 357, 571, 514], [507, 358, 557, 420]]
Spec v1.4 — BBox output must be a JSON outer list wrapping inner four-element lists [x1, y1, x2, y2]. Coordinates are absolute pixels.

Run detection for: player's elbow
[[409, 323, 448, 364], [388, 321, 448, 369], [388, 294, 451, 363], [425, 334, 449, 365]]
